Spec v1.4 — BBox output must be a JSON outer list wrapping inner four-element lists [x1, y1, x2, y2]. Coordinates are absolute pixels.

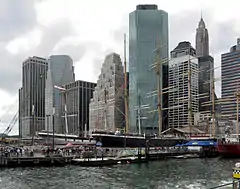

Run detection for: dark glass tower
[[129, 5, 169, 134], [20, 56, 48, 137]]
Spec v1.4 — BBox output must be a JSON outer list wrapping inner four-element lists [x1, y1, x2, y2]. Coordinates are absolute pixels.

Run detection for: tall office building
[[196, 17, 209, 57], [89, 53, 124, 133], [63, 80, 96, 136], [195, 17, 214, 112], [129, 4, 169, 134], [221, 39, 240, 117], [20, 56, 48, 137], [168, 42, 199, 128], [45, 55, 75, 134]]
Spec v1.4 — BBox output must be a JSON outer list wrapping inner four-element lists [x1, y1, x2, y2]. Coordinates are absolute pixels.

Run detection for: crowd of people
[[0, 144, 116, 159], [0, 146, 34, 158]]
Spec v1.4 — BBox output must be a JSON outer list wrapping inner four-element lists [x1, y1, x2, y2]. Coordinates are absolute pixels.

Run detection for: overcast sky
[[0, 0, 240, 134]]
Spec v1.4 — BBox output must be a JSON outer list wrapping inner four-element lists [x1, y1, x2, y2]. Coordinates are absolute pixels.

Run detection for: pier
[[0, 155, 76, 168], [0, 148, 201, 168]]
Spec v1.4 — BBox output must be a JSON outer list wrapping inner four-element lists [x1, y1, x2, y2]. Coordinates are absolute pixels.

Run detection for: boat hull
[[93, 134, 186, 148], [217, 143, 240, 158]]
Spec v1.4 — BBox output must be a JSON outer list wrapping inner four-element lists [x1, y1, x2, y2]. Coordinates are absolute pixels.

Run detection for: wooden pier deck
[[0, 151, 202, 168], [0, 155, 77, 168]]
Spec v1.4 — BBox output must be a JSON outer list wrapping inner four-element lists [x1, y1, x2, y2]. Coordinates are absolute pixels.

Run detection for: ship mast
[[235, 86, 240, 141], [211, 72, 215, 138], [155, 40, 163, 136], [124, 34, 129, 134], [187, 55, 193, 137], [104, 88, 107, 131], [137, 95, 142, 135]]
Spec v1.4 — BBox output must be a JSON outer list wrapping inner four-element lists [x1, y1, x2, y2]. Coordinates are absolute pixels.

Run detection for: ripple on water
[[0, 158, 239, 189]]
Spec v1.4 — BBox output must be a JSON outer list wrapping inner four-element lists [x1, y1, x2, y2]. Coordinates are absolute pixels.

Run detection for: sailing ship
[[92, 35, 186, 147]]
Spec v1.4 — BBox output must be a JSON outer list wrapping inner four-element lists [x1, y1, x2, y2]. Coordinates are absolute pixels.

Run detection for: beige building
[[89, 53, 125, 133]]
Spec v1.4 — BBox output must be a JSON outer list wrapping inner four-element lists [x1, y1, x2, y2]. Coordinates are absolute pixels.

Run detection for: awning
[[181, 140, 217, 146]]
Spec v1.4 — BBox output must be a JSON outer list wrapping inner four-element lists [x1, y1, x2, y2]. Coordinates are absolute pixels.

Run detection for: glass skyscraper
[[221, 39, 240, 117], [129, 5, 169, 134], [45, 55, 75, 134]]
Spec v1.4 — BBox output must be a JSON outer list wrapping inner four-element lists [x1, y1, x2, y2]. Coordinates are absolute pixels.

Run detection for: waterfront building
[[129, 4, 169, 134], [63, 80, 96, 136], [168, 42, 199, 128], [89, 53, 124, 133], [221, 39, 240, 118], [19, 56, 48, 137], [45, 55, 75, 134]]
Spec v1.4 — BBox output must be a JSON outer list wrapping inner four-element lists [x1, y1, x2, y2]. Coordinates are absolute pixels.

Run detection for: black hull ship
[[92, 131, 186, 148]]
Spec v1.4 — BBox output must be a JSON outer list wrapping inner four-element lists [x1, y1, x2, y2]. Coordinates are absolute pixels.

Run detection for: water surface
[[0, 158, 238, 189]]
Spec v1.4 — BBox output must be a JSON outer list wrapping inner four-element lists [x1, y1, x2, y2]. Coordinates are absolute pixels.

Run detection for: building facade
[[129, 4, 169, 134], [168, 42, 199, 128], [45, 55, 75, 134], [20, 56, 48, 137], [89, 53, 125, 133], [196, 17, 209, 57], [195, 17, 215, 113], [221, 39, 240, 118], [63, 80, 96, 136], [198, 56, 214, 111]]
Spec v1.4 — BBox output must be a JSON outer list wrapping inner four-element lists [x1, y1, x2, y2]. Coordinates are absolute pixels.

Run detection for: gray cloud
[[33, 19, 77, 57], [0, 45, 23, 93], [210, 21, 239, 55], [0, 0, 37, 41], [0, 19, 80, 95]]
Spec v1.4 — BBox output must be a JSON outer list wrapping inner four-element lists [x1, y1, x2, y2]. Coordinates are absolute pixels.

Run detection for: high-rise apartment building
[[221, 39, 240, 117], [168, 42, 199, 128], [19, 56, 48, 137], [89, 53, 124, 133], [129, 4, 169, 134], [45, 55, 75, 134], [63, 80, 96, 136]]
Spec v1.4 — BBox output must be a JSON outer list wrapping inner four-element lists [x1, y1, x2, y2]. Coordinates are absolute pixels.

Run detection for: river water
[[0, 158, 238, 189]]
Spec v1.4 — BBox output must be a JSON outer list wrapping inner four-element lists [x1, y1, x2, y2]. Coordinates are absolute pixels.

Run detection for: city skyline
[[0, 0, 240, 134]]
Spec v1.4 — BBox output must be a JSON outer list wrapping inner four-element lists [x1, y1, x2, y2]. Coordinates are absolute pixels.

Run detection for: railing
[[209, 180, 239, 189]]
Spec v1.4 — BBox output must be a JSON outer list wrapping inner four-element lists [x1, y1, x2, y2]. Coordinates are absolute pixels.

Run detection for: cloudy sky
[[0, 0, 240, 134]]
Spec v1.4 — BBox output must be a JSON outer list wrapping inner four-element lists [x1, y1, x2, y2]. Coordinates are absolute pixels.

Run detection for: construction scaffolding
[[168, 42, 199, 129]]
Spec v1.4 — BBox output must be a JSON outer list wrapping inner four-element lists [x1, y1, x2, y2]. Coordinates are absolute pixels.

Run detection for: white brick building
[[89, 53, 125, 132]]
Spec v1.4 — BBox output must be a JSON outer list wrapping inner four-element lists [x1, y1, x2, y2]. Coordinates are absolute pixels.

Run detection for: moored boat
[[217, 135, 240, 158], [91, 131, 186, 148]]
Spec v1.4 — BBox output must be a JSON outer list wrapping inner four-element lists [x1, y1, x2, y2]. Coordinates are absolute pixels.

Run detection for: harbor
[[0, 135, 218, 168]]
